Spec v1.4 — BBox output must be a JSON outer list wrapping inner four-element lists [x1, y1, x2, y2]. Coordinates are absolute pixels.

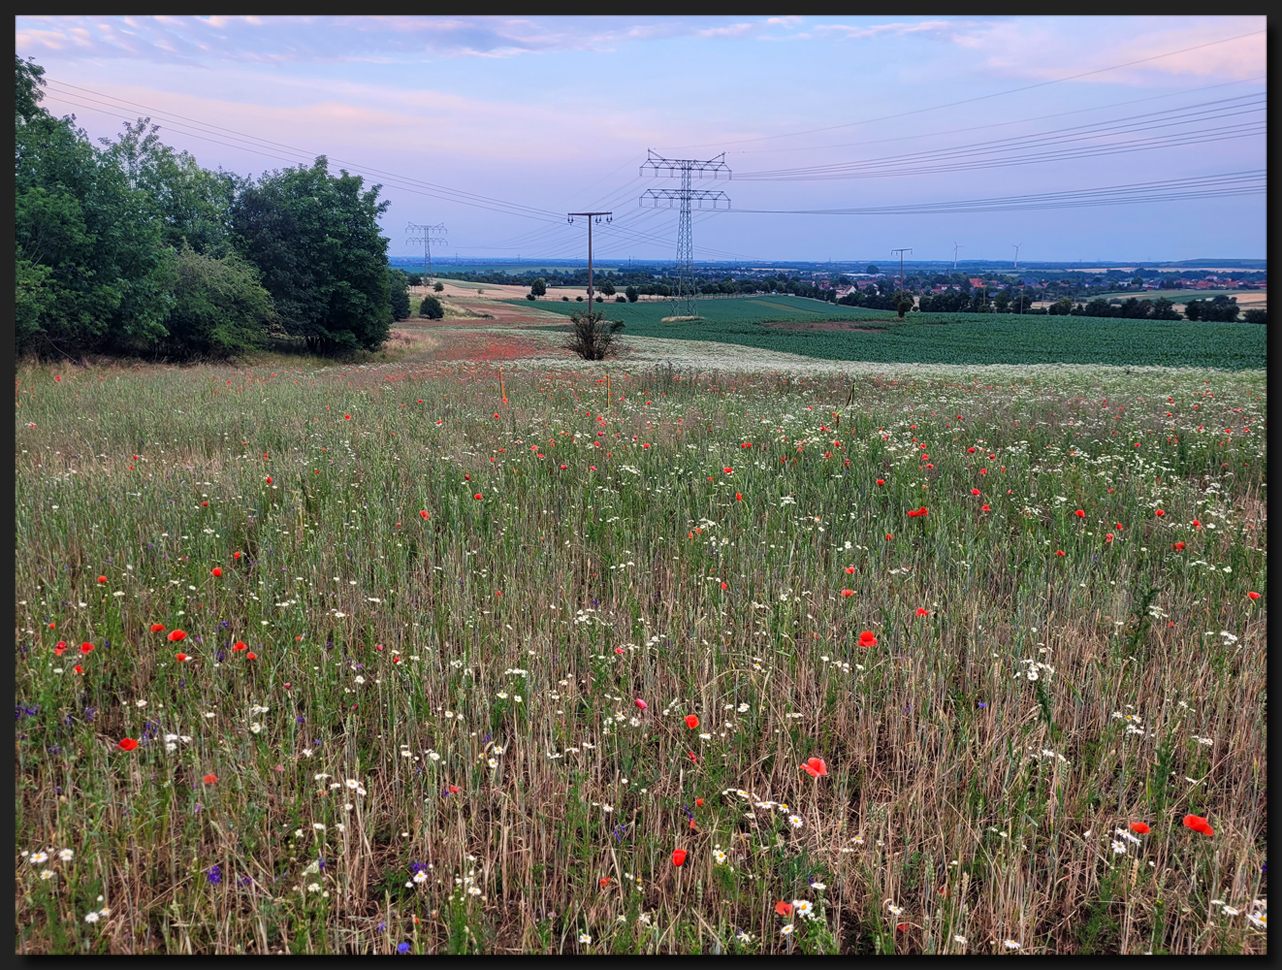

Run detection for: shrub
[[1244, 308, 1266, 324], [419, 294, 444, 320], [562, 296, 570, 302], [565, 309, 624, 361], [616, 294, 626, 302], [525, 292, 536, 301]]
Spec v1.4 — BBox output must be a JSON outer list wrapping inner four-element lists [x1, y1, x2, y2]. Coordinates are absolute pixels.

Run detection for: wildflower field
[[14, 357, 1267, 954]]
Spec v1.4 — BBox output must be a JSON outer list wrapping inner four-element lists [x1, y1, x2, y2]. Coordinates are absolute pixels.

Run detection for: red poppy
[[474, 493, 483, 500], [876, 479, 885, 486], [233, 551, 241, 559], [885, 533, 894, 541], [967, 446, 976, 453], [858, 631, 878, 648], [916, 607, 929, 616], [1105, 534, 1114, 543], [897, 924, 909, 932], [233, 641, 247, 651], [117, 738, 139, 751], [907, 509, 919, 518], [1056, 550, 1065, 557], [1154, 509, 1164, 517], [981, 504, 990, 511], [54, 642, 67, 656], [635, 698, 648, 710], [1248, 591, 1260, 600], [167, 630, 187, 642], [801, 757, 828, 778], [97, 575, 107, 584], [265, 477, 273, 483], [688, 751, 698, 764], [971, 488, 981, 495], [74, 664, 83, 674], [345, 414, 351, 420], [841, 589, 854, 597], [448, 785, 460, 794], [735, 492, 742, 501], [212, 567, 223, 577], [1130, 822, 1151, 834], [1075, 510, 1086, 518], [150, 623, 166, 633], [420, 510, 429, 519], [80, 642, 94, 654], [695, 798, 703, 807], [685, 714, 699, 729], [918, 506, 928, 516], [599, 877, 611, 888], [203, 773, 218, 784], [672, 849, 687, 867], [1173, 541, 1185, 551], [775, 901, 794, 917], [723, 467, 733, 474], [1191, 519, 1202, 529], [246, 652, 257, 660], [175, 652, 189, 662], [1183, 814, 1214, 836], [845, 566, 856, 574]]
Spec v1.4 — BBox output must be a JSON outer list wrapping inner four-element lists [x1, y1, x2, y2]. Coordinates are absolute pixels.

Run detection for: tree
[[388, 268, 411, 320], [1244, 308, 1266, 324], [16, 92, 175, 356], [893, 291, 913, 318], [865, 264, 879, 275], [598, 279, 615, 297], [419, 294, 444, 320], [15, 55, 46, 125], [160, 243, 274, 359], [1048, 296, 1074, 316], [1151, 297, 1180, 320], [434, 281, 445, 293], [993, 290, 1012, 313], [230, 156, 391, 353], [565, 309, 624, 361], [625, 285, 638, 303], [530, 277, 546, 297]]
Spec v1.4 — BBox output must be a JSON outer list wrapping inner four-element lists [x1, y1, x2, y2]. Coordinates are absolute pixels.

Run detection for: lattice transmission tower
[[639, 150, 730, 319], [405, 222, 448, 281]]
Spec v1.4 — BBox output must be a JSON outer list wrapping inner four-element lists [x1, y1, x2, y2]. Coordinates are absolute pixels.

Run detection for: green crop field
[[1091, 290, 1264, 303], [514, 296, 1267, 369], [14, 356, 1267, 955]]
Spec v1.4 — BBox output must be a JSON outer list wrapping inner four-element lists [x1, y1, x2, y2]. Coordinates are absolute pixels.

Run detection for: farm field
[[514, 296, 1267, 370], [1090, 290, 1266, 307], [14, 355, 1267, 955]]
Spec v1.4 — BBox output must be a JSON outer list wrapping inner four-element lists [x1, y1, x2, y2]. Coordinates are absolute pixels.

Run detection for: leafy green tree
[[160, 243, 273, 359], [993, 290, 1012, 313], [1152, 297, 1180, 320], [388, 268, 411, 320], [1244, 308, 1266, 324], [1048, 296, 1074, 316], [865, 264, 879, 275], [565, 309, 624, 360], [434, 281, 444, 293], [230, 156, 391, 353], [598, 279, 615, 297], [419, 294, 444, 319], [16, 90, 175, 356], [530, 277, 547, 297], [15, 55, 46, 125], [625, 285, 638, 303]]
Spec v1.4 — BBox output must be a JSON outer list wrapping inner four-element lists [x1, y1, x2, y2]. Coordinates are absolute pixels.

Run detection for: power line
[[669, 27, 1266, 151]]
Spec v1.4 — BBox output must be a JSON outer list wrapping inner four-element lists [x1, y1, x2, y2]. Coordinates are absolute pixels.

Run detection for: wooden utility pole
[[568, 212, 612, 304]]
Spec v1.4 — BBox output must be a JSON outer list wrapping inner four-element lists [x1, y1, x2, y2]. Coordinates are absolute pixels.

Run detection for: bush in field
[[434, 281, 444, 293], [625, 285, 638, 303], [388, 268, 411, 321], [564, 308, 624, 360], [1244, 308, 1266, 324], [530, 277, 546, 298], [160, 242, 273, 359], [419, 294, 444, 319]]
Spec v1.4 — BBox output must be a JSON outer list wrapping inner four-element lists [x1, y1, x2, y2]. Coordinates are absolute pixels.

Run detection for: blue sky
[[15, 15, 1266, 264]]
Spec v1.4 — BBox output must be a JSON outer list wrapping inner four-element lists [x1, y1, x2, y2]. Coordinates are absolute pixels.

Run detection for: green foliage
[[388, 269, 411, 321], [230, 156, 392, 353], [1243, 308, 1266, 324], [419, 294, 444, 319], [15, 54, 46, 124], [160, 243, 274, 359], [564, 308, 624, 360], [625, 285, 639, 303], [434, 281, 445, 293], [530, 277, 547, 297]]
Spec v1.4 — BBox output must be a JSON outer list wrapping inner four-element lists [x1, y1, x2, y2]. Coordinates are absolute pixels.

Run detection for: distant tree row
[[16, 56, 406, 360]]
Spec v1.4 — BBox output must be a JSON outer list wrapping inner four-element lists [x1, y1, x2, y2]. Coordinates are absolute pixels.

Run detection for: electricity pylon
[[405, 222, 447, 281], [639, 150, 731, 319]]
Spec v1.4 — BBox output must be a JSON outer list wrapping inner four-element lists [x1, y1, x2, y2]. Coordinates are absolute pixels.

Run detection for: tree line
[[15, 56, 411, 361]]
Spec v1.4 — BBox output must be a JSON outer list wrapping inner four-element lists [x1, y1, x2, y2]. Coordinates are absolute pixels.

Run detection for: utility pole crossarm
[[406, 222, 447, 281]]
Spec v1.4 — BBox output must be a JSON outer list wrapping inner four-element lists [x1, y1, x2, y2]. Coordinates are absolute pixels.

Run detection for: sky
[[15, 15, 1267, 266]]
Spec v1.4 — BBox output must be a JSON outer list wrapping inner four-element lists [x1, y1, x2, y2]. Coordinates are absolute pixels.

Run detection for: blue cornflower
[[397, 943, 411, 954], [206, 864, 222, 884]]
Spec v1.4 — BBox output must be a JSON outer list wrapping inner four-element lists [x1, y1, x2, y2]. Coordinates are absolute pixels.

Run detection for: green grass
[[514, 296, 1267, 369], [1092, 289, 1262, 303], [14, 356, 1267, 954]]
